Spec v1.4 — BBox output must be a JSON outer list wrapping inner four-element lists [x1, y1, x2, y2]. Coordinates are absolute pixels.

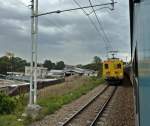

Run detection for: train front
[[102, 58, 124, 84]]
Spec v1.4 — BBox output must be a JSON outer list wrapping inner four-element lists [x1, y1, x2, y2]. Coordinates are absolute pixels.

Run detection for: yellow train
[[102, 58, 124, 84]]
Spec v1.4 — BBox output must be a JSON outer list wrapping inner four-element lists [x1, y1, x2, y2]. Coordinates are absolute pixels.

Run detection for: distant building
[[47, 70, 65, 78], [7, 72, 24, 76], [25, 66, 48, 78], [64, 66, 97, 77], [83, 69, 97, 76]]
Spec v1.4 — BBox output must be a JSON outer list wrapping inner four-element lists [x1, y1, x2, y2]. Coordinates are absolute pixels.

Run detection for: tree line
[[0, 55, 102, 75], [0, 56, 65, 75]]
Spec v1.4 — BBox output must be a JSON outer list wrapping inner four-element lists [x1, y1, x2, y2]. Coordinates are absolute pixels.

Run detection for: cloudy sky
[[0, 0, 130, 65]]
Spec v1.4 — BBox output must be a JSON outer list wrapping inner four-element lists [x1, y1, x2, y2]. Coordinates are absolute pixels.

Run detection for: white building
[[25, 66, 48, 78], [47, 70, 65, 78], [7, 72, 24, 76]]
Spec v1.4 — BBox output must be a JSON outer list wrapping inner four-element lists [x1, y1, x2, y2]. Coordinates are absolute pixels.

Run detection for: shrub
[[0, 93, 16, 114], [0, 115, 24, 126]]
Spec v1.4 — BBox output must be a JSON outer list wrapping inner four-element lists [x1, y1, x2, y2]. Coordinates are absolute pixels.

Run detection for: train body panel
[[129, 0, 150, 126], [103, 58, 124, 84]]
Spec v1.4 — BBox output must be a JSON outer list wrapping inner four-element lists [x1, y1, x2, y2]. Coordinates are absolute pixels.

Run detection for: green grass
[[0, 77, 104, 126], [0, 115, 24, 126], [0, 94, 28, 126], [38, 77, 104, 115]]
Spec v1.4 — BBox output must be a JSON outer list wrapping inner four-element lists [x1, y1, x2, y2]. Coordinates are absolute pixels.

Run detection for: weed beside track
[[0, 76, 104, 126]]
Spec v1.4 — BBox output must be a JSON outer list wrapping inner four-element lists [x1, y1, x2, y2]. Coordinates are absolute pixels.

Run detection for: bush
[[0, 115, 24, 126], [0, 93, 16, 114]]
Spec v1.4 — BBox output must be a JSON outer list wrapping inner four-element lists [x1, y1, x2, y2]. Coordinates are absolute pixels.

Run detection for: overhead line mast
[[29, 0, 38, 105], [28, 0, 117, 105]]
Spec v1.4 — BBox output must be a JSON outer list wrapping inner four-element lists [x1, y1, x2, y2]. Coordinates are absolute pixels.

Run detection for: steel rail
[[61, 84, 110, 126], [90, 86, 117, 126]]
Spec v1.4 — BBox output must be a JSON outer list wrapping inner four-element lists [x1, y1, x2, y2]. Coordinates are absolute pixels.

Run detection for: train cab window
[[104, 64, 109, 69], [117, 63, 121, 69]]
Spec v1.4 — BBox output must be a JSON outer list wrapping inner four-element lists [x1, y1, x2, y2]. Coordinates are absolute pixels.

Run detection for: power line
[[43, 18, 71, 40], [37, 1, 97, 49], [87, 6, 113, 16], [16, 0, 30, 9], [88, 0, 113, 51], [72, 0, 111, 53], [72, 0, 110, 53], [43, 17, 88, 46], [88, 0, 112, 47], [72, 0, 100, 33]]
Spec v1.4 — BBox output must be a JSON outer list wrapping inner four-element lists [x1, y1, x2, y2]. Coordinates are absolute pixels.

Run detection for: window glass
[[117, 63, 121, 69], [105, 64, 109, 69]]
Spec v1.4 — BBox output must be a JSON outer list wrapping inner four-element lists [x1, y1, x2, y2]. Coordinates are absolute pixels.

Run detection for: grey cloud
[[0, 0, 130, 65]]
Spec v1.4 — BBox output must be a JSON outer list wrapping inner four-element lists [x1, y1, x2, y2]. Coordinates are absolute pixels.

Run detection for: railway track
[[59, 85, 117, 126], [90, 86, 117, 126]]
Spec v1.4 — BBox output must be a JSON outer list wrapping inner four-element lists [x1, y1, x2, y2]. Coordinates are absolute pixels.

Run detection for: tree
[[81, 56, 103, 77], [55, 61, 65, 70], [0, 56, 11, 74], [11, 57, 28, 72], [43, 60, 53, 70], [93, 56, 102, 64], [0, 56, 29, 74], [93, 56, 102, 77]]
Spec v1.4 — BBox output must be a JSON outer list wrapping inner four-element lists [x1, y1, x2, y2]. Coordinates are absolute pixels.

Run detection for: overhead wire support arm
[[33, 2, 117, 17]]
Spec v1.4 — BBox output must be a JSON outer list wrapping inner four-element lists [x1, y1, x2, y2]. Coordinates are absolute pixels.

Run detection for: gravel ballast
[[100, 77, 135, 126]]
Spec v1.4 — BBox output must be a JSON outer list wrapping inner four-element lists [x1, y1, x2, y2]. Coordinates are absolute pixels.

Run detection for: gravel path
[[98, 77, 135, 126], [30, 83, 106, 126]]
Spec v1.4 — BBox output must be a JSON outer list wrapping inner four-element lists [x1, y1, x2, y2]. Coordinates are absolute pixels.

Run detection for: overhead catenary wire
[[16, 0, 30, 9], [88, 0, 112, 49], [44, 17, 97, 46], [34, 1, 103, 52], [87, 6, 113, 16], [88, 0, 113, 51], [42, 18, 74, 43], [72, 0, 111, 54], [72, 0, 111, 53], [72, 0, 101, 34], [29, 0, 116, 54]]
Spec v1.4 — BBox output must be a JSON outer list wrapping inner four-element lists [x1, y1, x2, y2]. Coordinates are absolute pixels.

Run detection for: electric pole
[[29, 0, 38, 105]]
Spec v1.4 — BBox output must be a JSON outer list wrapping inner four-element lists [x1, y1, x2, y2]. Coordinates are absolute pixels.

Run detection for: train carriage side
[[129, 0, 150, 126]]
